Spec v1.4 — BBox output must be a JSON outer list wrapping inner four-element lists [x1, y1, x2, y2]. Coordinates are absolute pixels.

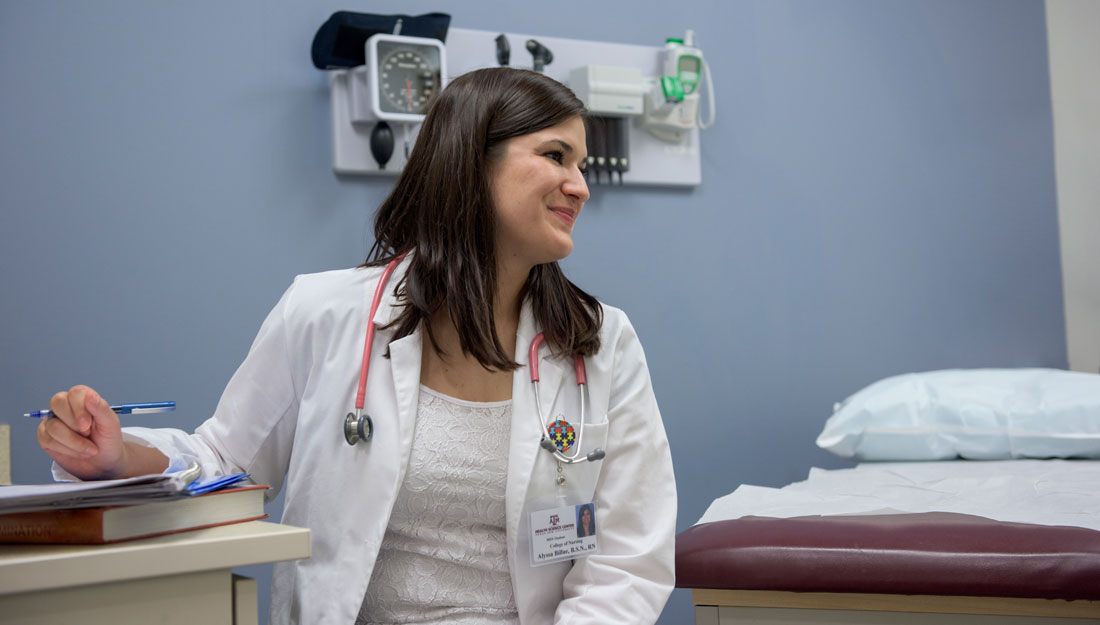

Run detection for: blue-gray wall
[[0, 1, 1064, 623]]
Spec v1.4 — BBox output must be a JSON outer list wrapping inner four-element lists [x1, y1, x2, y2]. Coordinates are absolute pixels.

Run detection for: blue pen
[[23, 401, 176, 419]]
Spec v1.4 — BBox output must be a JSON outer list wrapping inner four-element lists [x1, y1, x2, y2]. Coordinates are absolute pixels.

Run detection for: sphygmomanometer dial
[[367, 35, 446, 122], [379, 48, 438, 114]]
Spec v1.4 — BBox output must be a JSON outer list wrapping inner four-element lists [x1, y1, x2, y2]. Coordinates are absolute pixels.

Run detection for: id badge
[[529, 502, 599, 566]]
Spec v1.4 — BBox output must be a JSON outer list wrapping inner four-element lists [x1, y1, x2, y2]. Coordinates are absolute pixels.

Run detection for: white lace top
[[357, 386, 519, 625]]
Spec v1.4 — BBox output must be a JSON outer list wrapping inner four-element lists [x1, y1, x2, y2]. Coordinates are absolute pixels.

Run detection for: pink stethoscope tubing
[[344, 255, 405, 445], [345, 254, 606, 465]]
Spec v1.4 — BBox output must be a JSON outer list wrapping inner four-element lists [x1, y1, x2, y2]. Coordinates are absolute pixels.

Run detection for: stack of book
[[0, 465, 267, 544]]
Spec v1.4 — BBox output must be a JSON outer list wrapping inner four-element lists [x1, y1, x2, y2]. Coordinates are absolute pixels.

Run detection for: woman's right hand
[[35, 385, 128, 480]]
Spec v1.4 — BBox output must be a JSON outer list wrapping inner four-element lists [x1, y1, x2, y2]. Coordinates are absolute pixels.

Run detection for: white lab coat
[[113, 258, 676, 624]]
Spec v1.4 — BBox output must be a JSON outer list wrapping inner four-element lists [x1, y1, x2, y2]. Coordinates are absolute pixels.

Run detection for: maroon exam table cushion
[[675, 512, 1100, 600]]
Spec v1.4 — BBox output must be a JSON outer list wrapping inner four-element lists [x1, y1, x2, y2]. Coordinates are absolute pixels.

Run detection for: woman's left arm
[[554, 313, 676, 624]]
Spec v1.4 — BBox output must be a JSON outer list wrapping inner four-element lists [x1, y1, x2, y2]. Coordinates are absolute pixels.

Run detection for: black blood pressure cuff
[[311, 11, 452, 69]]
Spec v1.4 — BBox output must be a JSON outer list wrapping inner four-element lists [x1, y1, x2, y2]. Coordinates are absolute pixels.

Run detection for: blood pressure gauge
[[366, 34, 447, 123]]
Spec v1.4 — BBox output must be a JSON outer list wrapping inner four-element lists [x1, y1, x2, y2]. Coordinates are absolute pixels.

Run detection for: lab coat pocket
[[562, 421, 608, 502]]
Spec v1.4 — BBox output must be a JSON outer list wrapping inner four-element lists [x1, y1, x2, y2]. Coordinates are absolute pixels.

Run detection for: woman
[[36, 68, 676, 624], [577, 504, 595, 538]]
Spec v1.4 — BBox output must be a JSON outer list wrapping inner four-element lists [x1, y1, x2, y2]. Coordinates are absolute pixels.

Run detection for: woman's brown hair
[[364, 67, 602, 370]]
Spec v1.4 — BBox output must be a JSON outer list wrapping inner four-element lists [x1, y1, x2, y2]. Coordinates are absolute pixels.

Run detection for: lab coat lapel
[[374, 256, 422, 487], [515, 298, 566, 418], [388, 332, 422, 465], [506, 301, 564, 567]]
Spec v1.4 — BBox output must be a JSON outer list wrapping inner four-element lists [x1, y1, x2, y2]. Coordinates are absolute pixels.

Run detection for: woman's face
[[581, 507, 592, 525], [489, 116, 589, 270]]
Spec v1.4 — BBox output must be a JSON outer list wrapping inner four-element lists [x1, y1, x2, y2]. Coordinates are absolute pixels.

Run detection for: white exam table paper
[[697, 459, 1100, 532]]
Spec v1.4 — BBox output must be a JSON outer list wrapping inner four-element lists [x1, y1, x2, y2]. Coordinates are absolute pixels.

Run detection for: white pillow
[[816, 368, 1100, 461]]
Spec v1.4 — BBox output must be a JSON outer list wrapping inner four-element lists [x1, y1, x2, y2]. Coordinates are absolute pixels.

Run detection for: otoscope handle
[[495, 34, 510, 66]]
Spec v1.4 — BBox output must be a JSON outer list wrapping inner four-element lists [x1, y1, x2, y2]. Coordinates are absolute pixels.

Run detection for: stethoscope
[[344, 255, 606, 467]]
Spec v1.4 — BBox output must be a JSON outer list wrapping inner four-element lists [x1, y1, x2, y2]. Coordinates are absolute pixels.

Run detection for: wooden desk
[[0, 521, 310, 625]]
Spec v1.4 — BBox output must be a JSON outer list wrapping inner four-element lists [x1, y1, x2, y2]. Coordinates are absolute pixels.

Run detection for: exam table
[[677, 510, 1100, 624], [677, 368, 1100, 624]]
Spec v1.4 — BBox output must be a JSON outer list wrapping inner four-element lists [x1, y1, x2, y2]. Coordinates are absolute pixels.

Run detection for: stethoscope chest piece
[[344, 411, 373, 446]]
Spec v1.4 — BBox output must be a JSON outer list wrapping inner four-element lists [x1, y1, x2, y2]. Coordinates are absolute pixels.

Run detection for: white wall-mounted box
[[331, 27, 702, 187]]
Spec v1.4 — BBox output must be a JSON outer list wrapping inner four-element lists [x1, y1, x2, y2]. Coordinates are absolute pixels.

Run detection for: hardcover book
[[0, 485, 268, 544]]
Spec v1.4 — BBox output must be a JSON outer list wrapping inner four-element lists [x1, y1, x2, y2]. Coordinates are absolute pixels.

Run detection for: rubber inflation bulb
[[370, 121, 395, 170]]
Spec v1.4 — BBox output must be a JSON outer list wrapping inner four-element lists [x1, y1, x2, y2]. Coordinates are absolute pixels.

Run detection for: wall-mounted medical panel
[[330, 27, 703, 187]]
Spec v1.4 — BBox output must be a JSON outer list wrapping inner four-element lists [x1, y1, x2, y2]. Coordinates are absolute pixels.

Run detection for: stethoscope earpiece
[[344, 411, 373, 446]]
